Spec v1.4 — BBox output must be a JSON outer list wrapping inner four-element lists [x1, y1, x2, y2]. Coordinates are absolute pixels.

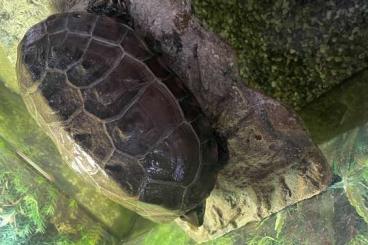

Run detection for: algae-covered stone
[[193, 0, 368, 109]]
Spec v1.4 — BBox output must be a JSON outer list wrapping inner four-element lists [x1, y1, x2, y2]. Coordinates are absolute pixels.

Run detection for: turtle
[[17, 11, 221, 224]]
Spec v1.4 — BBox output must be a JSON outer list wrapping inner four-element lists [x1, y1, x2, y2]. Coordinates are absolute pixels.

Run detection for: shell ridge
[[156, 79, 186, 120], [112, 149, 147, 180], [92, 36, 122, 47], [62, 13, 98, 84], [47, 32, 69, 65], [101, 124, 116, 164], [63, 17, 97, 71]]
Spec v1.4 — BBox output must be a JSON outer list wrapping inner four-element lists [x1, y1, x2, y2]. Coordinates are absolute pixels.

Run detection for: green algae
[[193, 0, 368, 109], [0, 44, 17, 92]]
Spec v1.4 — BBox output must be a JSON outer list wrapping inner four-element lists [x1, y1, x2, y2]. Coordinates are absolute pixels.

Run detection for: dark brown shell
[[17, 12, 218, 215]]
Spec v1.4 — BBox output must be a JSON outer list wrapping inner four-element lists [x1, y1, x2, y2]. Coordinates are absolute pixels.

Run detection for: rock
[[176, 90, 331, 241]]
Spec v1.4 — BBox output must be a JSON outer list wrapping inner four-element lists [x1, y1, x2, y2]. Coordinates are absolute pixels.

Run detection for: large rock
[[193, 0, 368, 109], [176, 91, 330, 241]]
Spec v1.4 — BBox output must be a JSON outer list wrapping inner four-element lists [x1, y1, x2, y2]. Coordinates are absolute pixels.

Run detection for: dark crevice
[[87, 0, 133, 27], [213, 131, 229, 171]]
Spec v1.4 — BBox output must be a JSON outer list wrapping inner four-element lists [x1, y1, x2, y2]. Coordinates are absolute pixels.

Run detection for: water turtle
[[17, 12, 221, 224]]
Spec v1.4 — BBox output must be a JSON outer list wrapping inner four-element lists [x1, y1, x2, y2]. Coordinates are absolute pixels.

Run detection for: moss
[[193, 0, 368, 109], [0, 44, 17, 92]]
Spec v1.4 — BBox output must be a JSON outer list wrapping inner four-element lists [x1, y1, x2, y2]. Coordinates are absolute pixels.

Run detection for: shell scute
[[182, 164, 217, 210], [142, 122, 200, 186], [138, 83, 184, 128], [191, 116, 214, 142], [38, 71, 82, 122], [144, 56, 172, 80], [105, 83, 184, 157], [161, 76, 188, 100], [22, 22, 46, 48], [106, 103, 158, 156], [201, 138, 219, 166], [139, 181, 185, 210], [81, 55, 154, 120], [67, 112, 114, 162], [104, 151, 146, 196], [67, 39, 123, 87], [48, 33, 89, 70]]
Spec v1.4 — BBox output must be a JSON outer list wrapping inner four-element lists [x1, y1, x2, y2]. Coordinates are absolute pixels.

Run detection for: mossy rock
[[193, 0, 368, 109]]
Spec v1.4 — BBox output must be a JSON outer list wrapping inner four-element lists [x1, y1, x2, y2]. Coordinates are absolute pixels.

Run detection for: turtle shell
[[17, 12, 219, 221]]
